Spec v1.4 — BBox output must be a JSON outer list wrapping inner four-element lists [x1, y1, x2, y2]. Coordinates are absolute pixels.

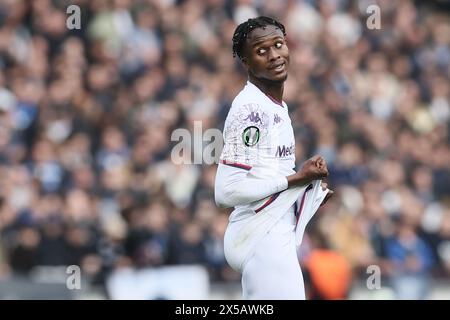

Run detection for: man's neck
[[248, 76, 284, 104]]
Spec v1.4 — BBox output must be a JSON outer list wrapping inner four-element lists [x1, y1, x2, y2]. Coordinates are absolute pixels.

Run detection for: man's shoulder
[[223, 83, 272, 131], [226, 102, 271, 131], [231, 83, 268, 113]]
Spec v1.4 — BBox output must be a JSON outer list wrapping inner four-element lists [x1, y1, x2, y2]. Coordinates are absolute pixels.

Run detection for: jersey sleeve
[[214, 162, 288, 208], [220, 103, 271, 167]]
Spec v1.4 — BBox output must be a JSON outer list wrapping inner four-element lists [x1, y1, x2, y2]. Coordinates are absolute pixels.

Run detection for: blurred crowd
[[0, 0, 449, 299]]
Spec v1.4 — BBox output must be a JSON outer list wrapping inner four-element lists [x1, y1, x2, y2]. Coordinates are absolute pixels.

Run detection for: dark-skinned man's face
[[242, 24, 289, 83]]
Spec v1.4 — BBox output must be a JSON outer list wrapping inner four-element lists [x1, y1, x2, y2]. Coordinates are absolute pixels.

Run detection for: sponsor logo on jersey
[[275, 143, 295, 157], [242, 126, 260, 147]]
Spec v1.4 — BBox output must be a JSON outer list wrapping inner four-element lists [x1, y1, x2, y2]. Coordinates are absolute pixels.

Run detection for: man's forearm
[[215, 164, 288, 208], [287, 171, 312, 188]]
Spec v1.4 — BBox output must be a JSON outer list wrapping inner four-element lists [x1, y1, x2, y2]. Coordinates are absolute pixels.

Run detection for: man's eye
[[257, 48, 266, 55], [275, 42, 283, 49]]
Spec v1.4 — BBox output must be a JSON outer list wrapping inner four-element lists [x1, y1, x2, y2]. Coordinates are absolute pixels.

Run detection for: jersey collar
[[247, 81, 285, 108]]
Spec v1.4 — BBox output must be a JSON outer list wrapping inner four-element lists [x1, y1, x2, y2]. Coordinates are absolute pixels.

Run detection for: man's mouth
[[269, 62, 286, 72]]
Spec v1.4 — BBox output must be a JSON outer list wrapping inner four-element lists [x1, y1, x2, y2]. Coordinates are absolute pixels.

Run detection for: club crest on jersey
[[242, 126, 260, 147]]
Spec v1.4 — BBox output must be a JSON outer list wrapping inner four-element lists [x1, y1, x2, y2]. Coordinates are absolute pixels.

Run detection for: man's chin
[[269, 73, 288, 84], [279, 73, 288, 82]]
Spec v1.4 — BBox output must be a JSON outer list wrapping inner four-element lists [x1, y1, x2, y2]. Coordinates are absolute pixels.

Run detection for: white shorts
[[236, 206, 305, 300]]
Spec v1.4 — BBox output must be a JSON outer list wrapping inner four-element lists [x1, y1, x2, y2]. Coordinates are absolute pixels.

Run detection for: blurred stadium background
[[0, 0, 450, 299]]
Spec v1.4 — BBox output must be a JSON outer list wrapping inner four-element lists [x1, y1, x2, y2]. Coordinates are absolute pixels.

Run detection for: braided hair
[[232, 16, 286, 60]]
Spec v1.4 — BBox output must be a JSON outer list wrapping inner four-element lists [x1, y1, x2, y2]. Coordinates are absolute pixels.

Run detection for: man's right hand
[[287, 155, 329, 187]]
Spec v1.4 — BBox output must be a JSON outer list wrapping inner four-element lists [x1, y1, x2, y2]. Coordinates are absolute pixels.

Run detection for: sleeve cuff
[[274, 176, 288, 192]]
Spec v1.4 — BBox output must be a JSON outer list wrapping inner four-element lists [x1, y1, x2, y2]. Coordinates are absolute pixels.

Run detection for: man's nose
[[268, 47, 280, 61]]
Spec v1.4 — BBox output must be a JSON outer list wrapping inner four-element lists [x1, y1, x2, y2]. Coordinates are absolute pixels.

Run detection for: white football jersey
[[220, 81, 296, 180], [215, 81, 330, 274]]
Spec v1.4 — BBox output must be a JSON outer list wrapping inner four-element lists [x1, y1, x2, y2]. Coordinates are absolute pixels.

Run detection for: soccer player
[[214, 16, 334, 299]]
